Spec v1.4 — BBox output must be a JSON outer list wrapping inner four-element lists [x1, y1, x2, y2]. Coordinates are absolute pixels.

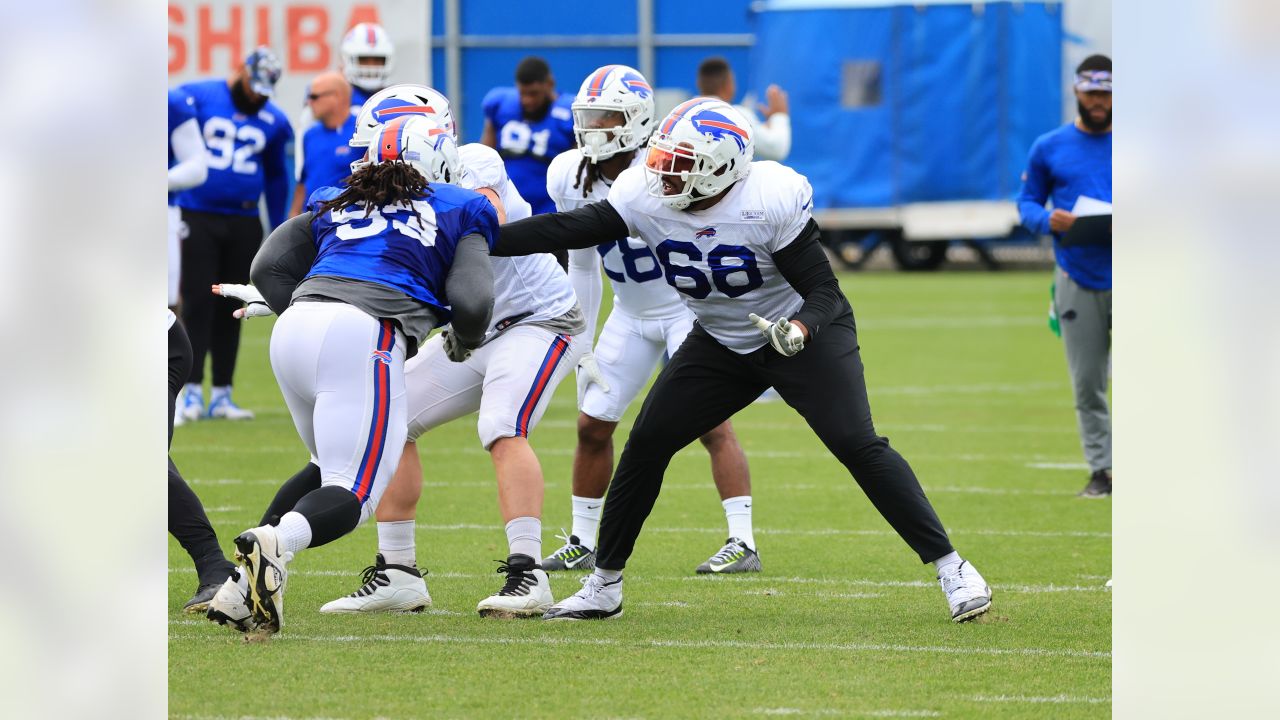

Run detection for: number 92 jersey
[[305, 183, 499, 322], [607, 161, 814, 354]]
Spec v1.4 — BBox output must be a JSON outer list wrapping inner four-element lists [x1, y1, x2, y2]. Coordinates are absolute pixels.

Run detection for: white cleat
[[476, 554, 554, 618], [543, 571, 624, 620], [177, 385, 203, 425], [234, 525, 292, 634], [938, 560, 992, 623], [320, 554, 432, 614], [205, 568, 256, 633]]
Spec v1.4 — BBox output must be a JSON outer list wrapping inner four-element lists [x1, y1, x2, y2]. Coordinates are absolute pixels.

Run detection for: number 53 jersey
[[606, 161, 814, 354]]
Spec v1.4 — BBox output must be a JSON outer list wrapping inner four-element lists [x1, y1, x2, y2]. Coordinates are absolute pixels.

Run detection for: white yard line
[[167, 631, 1109, 660], [973, 694, 1111, 705]]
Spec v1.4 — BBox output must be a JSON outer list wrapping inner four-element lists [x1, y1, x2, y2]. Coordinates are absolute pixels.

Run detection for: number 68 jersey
[[606, 160, 815, 354]]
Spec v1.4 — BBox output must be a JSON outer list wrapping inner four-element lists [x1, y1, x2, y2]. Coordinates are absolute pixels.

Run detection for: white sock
[[505, 516, 542, 561], [377, 520, 417, 567], [275, 512, 312, 556], [593, 567, 622, 582], [210, 384, 232, 401], [570, 495, 603, 550], [933, 551, 962, 575], [722, 495, 756, 550]]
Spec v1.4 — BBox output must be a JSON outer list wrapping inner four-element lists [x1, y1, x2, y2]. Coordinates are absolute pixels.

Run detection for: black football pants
[[595, 312, 954, 570], [168, 319, 234, 586], [179, 210, 262, 387]]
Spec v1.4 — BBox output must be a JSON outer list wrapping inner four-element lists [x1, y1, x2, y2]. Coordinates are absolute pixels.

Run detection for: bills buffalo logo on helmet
[[372, 99, 437, 123], [690, 109, 749, 152], [620, 71, 652, 99]]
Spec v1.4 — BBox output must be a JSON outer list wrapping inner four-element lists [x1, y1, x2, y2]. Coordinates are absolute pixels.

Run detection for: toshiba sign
[[168, 1, 430, 112]]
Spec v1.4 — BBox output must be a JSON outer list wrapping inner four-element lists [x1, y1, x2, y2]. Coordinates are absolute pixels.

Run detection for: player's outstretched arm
[[491, 200, 630, 257], [771, 218, 851, 341], [444, 233, 496, 357], [250, 212, 319, 315]]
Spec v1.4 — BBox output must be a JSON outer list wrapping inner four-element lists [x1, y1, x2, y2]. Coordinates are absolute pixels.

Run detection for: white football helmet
[[366, 115, 460, 186], [351, 84, 455, 157], [571, 64, 655, 162], [341, 23, 395, 93], [644, 98, 754, 210]]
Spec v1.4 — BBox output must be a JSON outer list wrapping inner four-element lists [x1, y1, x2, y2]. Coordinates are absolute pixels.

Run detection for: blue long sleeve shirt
[[175, 79, 294, 229], [1017, 123, 1112, 290]]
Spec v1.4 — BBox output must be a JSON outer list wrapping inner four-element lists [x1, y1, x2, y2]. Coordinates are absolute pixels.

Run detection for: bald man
[[290, 72, 357, 216]]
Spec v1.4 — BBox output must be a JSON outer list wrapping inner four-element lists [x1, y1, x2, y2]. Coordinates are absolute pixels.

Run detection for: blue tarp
[[750, 1, 1062, 209]]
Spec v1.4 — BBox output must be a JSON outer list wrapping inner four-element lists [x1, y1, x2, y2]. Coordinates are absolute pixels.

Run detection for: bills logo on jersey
[[620, 72, 652, 99], [370, 350, 392, 365], [695, 227, 717, 238], [690, 109, 749, 151]]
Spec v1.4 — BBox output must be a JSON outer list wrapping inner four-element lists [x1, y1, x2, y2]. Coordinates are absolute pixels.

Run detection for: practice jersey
[[175, 79, 293, 227], [607, 161, 814, 354], [299, 114, 358, 201], [458, 143, 578, 343], [548, 148, 686, 321], [481, 87, 575, 215], [168, 88, 198, 205], [304, 183, 499, 321]]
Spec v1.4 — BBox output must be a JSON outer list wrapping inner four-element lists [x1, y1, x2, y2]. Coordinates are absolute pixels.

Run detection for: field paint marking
[[1026, 462, 1091, 470], [166, 566, 1108, 594], [755, 710, 940, 718], [859, 316, 1042, 330], [973, 694, 1110, 705], [167, 631, 1110, 660], [401, 523, 1110, 540]]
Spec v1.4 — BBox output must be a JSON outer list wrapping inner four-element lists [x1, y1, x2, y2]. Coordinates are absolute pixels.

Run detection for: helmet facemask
[[574, 107, 642, 162]]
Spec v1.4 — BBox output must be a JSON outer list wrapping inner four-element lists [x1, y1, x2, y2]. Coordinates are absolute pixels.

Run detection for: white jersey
[[607, 161, 814, 354], [458, 143, 577, 343], [548, 149, 686, 327]]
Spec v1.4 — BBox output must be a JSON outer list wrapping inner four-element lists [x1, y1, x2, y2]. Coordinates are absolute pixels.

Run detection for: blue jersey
[[168, 88, 198, 205], [481, 87, 575, 214], [304, 183, 499, 320], [299, 114, 358, 201], [351, 85, 374, 114], [1018, 123, 1112, 290], [175, 79, 294, 228]]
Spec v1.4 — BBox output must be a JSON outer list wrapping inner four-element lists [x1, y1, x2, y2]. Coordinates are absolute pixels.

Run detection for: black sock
[[259, 462, 323, 526]]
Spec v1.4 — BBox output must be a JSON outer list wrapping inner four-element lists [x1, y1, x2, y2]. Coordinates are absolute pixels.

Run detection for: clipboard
[[1061, 214, 1111, 247]]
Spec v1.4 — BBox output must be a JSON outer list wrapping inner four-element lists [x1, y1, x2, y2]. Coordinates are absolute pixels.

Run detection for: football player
[[174, 47, 293, 423], [341, 22, 396, 109], [205, 116, 498, 636], [248, 86, 588, 619], [546, 65, 760, 575], [493, 99, 994, 624], [480, 57, 576, 215]]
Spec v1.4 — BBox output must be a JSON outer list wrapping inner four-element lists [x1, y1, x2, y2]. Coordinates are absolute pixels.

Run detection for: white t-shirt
[[606, 160, 814, 354], [458, 143, 577, 342], [548, 149, 686, 332]]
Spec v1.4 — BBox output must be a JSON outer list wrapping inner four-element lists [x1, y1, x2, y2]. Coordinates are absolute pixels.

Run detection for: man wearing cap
[[288, 72, 356, 217], [174, 47, 294, 423], [1017, 54, 1113, 498]]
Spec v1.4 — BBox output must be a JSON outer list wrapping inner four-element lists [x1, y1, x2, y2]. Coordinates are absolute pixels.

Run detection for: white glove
[[441, 330, 474, 363], [577, 351, 611, 393], [749, 312, 805, 357], [213, 283, 273, 320]]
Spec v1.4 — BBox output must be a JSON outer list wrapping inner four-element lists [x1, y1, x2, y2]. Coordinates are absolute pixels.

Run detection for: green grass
[[169, 270, 1111, 719]]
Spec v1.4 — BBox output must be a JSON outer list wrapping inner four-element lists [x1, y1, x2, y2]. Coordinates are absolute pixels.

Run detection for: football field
[[168, 270, 1111, 719]]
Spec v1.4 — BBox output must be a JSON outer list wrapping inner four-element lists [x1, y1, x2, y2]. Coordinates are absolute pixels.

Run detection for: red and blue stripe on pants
[[352, 320, 395, 503], [515, 334, 571, 437]]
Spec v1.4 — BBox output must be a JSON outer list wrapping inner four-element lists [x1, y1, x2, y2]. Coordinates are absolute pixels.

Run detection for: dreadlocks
[[319, 159, 434, 231], [572, 155, 601, 197]]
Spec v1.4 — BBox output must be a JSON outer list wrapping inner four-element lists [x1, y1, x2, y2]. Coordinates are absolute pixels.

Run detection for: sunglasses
[[307, 90, 336, 101]]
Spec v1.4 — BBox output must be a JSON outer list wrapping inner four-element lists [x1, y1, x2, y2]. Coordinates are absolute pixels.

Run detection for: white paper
[[1072, 195, 1113, 217]]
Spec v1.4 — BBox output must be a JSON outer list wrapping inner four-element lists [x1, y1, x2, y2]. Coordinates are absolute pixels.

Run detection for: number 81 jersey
[[606, 160, 814, 354]]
